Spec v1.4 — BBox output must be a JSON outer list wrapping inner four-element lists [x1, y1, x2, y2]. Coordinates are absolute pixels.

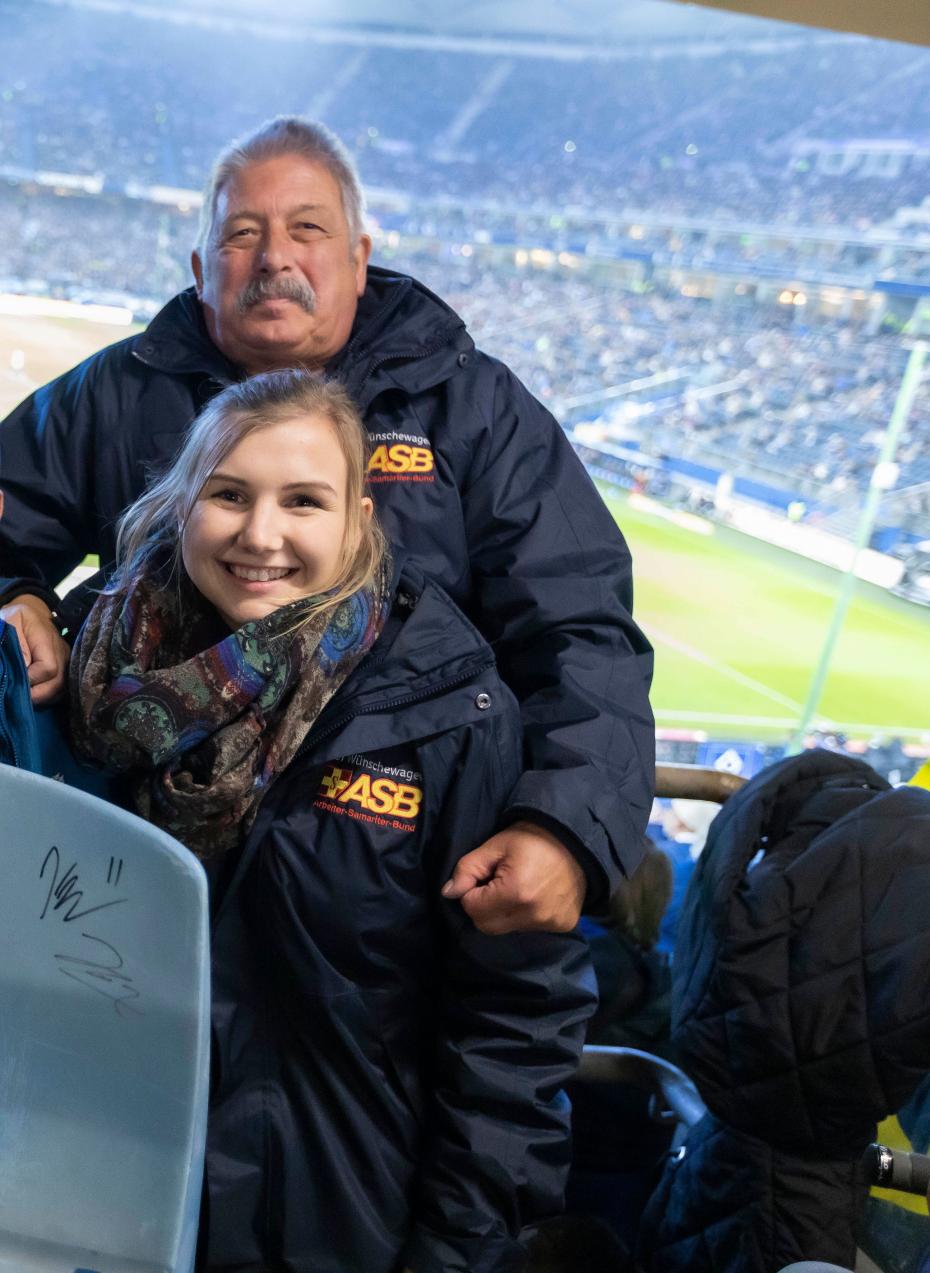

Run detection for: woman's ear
[[360, 497, 373, 521]]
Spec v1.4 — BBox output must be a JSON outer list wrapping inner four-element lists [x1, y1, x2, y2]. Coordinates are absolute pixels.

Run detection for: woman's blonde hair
[[112, 369, 386, 622]]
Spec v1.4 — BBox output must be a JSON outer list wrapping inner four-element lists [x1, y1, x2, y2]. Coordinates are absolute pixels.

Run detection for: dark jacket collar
[[132, 268, 473, 400], [131, 288, 239, 382], [309, 549, 493, 739]]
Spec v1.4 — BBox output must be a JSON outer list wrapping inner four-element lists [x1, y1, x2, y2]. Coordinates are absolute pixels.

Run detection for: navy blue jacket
[[202, 559, 596, 1272], [0, 267, 654, 898]]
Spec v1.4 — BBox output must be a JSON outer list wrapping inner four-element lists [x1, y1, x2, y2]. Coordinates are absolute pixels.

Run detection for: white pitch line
[[0, 368, 39, 390], [654, 710, 929, 739], [643, 622, 808, 714], [654, 711, 797, 726]]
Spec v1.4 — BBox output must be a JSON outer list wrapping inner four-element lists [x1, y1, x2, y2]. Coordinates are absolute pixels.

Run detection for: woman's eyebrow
[[206, 473, 337, 496], [282, 479, 337, 495]]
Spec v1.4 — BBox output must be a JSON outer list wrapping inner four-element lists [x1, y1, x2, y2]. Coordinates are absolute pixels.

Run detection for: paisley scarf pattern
[[70, 557, 391, 858]]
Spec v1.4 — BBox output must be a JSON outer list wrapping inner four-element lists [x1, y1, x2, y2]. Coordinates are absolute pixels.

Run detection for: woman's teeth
[[226, 565, 294, 582]]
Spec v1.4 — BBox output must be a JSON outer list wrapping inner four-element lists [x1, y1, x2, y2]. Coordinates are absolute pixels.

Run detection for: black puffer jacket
[[0, 268, 654, 896], [638, 750, 930, 1273]]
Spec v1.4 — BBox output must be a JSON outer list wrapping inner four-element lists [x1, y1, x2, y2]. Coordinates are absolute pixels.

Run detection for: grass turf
[[603, 487, 929, 740]]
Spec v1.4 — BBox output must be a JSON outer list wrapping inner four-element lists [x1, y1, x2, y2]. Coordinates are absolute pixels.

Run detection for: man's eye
[[295, 222, 323, 233]]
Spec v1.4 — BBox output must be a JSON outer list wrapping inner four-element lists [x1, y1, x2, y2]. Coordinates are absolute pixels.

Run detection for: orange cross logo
[[319, 765, 353, 799]]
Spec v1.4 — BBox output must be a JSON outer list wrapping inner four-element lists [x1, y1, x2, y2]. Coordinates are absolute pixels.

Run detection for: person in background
[[651, 798, 719, 955], [66, 368, 595, 1273], [568, 841, 675, 1258], [0, 114, 654, 937], [583, 838, 673, 1053]]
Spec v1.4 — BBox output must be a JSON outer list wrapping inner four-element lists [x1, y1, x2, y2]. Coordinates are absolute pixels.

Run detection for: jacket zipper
[[0, 661, 22, 769]]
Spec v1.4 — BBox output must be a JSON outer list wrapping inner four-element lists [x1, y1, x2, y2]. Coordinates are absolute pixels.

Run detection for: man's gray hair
[[195, 116, 366, 255]]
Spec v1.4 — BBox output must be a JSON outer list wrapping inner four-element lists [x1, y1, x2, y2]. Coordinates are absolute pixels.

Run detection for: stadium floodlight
[[786, 339, 929, 755], [871, 460, 899, 491]]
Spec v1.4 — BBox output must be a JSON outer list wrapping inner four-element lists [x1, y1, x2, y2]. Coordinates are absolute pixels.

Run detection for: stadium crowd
[[418, 255, 930, 509], [3, 0, 930, 230], [2, 181, 928, 522]]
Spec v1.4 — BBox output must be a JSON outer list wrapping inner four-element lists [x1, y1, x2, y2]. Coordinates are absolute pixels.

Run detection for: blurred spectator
[[524, 1215, 633, 1273], [651, 799, 719, 956], [584, 838, 673, 1055]]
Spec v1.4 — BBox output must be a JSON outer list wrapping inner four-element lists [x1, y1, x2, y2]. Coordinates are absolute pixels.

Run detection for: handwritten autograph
[[55, 934, 143, 1017], [39, 846, 127, 924], [39, 846, 142, 1016]]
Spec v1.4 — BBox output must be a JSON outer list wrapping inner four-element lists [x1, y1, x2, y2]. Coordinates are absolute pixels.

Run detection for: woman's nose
[[238, 503, 284, 553]]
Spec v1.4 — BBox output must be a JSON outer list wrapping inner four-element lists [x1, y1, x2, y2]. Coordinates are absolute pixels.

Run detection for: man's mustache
[[237, 277, 317, 314]]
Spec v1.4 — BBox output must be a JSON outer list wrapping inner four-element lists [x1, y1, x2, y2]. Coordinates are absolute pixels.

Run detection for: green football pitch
[[2, 310, 927, 745], [602, 486, 929, 742]]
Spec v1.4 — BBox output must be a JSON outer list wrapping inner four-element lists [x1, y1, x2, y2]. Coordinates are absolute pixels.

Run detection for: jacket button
[[457, 352, 469, 367], [475, 692, 492, 710]]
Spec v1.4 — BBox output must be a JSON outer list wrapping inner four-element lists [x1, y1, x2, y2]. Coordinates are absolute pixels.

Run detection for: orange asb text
[[317, 764, 423, 820], [367, 444, 434, 475]]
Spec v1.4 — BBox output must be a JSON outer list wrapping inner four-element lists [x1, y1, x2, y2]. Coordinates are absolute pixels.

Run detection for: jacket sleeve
[[0, 361, 103, 595], [461, 356, 655, 898], [401, 713, 598, 1273]]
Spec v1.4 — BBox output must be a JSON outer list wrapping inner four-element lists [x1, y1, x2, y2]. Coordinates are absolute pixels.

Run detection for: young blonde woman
[[67, 369, 594, 1273]]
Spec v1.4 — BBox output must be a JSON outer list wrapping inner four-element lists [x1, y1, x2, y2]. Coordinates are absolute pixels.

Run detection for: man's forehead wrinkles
[[220, 200, 335, 226]]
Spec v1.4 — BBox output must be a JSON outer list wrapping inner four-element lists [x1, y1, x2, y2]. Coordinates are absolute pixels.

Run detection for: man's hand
[[0, 594, 69, 705], [441, 820, 586, 935]]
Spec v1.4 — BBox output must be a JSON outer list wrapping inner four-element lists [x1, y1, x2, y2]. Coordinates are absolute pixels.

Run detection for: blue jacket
[[0, 267, 654, 899], [202, 559, 596, 1272]]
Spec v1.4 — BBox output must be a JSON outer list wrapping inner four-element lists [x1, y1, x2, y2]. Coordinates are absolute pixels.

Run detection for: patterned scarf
[[70, 557, 391, 858]]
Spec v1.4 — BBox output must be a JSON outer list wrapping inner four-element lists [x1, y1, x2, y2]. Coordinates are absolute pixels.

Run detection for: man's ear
[[191, 250, 204, 299], [353, 234, 372, 297]]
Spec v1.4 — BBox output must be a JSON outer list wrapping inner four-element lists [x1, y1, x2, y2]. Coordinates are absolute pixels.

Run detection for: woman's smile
[[223, 562, 298, 583], [181, 414, 364, 629]]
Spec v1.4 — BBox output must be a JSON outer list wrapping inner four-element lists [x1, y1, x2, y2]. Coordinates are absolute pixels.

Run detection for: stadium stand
[[3, 1, 930, 224], [1, 0, 928, 764]]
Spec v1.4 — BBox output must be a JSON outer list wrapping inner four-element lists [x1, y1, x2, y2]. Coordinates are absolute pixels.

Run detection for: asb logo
[[367, 441, 434, 483], [315, 763, 423, 831]]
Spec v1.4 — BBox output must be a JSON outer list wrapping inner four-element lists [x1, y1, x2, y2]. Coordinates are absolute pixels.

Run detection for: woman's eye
[[214, 488, 244, 503], [290, 494, 319, 509]]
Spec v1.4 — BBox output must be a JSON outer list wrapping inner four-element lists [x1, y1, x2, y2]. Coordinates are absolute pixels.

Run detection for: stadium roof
[[60, 0, 930, 47], [686, 0, 930, 47], [116, 0, 930, 47]]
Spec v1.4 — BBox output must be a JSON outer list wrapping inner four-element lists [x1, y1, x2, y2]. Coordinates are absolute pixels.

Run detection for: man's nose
[[258, 224, 293, 274], [238, 502, 284, 552]]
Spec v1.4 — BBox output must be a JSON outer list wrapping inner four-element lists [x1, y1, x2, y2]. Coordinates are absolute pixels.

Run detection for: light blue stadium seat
[[776, 1265, 856, 1272], [0, 765, 209, 1273]]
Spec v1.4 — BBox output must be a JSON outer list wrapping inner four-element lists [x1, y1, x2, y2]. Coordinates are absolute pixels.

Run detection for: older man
[[0, 116, 653, 934]]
